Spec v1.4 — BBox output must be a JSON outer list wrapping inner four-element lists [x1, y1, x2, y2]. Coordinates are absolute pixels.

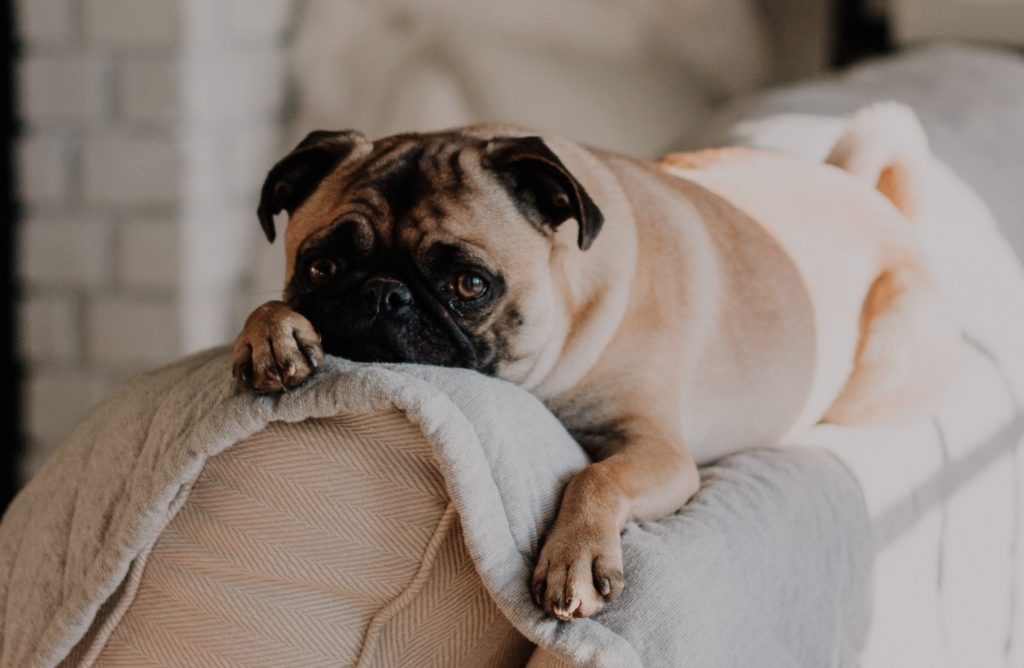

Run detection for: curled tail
[[826, 102, 930, 220]]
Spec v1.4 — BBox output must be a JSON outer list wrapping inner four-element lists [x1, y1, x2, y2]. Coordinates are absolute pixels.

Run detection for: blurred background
[[2, 0, 1023, 504]]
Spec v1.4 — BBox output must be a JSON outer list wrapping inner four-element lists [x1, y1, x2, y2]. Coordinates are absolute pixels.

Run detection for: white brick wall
[[81, 133, 180, 206], [17, 134, 73, 205], [24, 371, 110, 442], [116, 59, 180, 125], [16, 0, 185, 480], [117, 218, 179, 289], [15, 0, 297, 481], [16, 0, 75, 45], [18, 217, 112, 288], [82, 0, 181, 50], [19, 54, 108, 124], [86, 297, 180, 366], [181, 0, 292, 351], [18, 294, 80, 363]]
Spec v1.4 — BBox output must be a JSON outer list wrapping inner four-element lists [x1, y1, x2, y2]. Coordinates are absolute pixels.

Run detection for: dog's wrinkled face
[[257, 128, 603, 377]]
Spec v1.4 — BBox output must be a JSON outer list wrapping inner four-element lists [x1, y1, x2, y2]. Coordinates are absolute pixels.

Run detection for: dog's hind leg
[[824, 266, 960, 426]]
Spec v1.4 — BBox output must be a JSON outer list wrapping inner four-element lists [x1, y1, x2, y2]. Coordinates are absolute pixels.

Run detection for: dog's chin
[[319, 319, 454, 366], [296, 302, 475, 368], [327, 337, 409, 364]]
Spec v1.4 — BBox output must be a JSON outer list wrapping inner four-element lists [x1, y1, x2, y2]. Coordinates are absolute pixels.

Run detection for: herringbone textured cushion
[[88, 413, 532, 667]]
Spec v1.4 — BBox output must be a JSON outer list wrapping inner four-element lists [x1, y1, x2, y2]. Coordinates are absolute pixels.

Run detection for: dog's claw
[[234, 361, 253, 386], [301, 344, 321, 368], [553, 598, 581, 621]]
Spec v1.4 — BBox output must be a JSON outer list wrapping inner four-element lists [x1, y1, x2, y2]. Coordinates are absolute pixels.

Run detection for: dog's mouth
[[288, 295, 471, 368]]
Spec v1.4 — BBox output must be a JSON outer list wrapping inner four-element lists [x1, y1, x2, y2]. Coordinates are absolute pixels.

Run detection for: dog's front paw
[[232, 301, 324, 393], [532, 521, 624, 620]]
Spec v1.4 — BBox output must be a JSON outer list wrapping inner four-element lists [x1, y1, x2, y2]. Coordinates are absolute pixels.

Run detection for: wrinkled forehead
[[282, 132, 528, 278], [284, 135, 474, 264]]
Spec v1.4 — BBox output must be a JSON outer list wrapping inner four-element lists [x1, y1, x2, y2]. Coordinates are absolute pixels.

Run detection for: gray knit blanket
[[0, 348, 872, 667]]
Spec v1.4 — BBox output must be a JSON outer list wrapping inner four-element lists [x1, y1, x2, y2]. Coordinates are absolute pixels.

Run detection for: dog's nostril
[[360, 278, 412, 315], [386, 286, 412, 310]]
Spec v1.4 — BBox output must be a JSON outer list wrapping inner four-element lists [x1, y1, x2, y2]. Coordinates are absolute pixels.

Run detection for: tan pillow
[[74, 412, 532, 667]]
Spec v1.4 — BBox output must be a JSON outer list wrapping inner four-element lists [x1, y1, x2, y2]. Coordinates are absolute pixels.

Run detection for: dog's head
[[257, 127, 605, 377]]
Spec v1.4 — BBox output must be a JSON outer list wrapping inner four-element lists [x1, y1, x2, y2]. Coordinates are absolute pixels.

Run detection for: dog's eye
[[451, 272, 488, 301], [307, 258, 337, 283]]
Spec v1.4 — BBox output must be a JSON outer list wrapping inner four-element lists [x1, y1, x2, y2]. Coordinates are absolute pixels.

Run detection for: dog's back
[[660, 103, 956, 432]]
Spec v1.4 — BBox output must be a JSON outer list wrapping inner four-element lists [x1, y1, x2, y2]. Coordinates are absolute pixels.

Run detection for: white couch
[[3, 44, 1023, 668]]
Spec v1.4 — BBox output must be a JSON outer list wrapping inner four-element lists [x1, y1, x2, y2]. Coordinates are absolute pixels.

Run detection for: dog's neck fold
[[513, 140, 639, 399]]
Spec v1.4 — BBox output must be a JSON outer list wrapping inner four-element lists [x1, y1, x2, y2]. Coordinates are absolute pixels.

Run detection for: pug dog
[[233, 103, 959, 621]]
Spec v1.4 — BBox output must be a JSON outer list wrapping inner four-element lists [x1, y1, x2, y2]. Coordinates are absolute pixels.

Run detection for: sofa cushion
[[82, 414, 531, 667]]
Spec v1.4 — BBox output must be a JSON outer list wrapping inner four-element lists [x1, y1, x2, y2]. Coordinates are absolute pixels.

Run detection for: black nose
[[358, 277, 413, 315]]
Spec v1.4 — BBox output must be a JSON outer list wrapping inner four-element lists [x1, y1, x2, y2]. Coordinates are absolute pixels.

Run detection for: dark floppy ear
[[257, 130, 369, 243], [484, 136, 604, 250]]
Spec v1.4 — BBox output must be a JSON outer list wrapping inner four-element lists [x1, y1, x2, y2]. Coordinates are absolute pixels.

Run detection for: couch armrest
[[80, 412, 532, 667]]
